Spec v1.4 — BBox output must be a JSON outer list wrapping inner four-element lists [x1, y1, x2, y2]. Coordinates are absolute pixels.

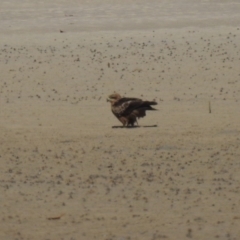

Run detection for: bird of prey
[[107, 93, 157, 127]]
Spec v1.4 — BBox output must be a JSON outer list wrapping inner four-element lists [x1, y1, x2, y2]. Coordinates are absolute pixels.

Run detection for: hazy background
[[1, 0, 240, 33]]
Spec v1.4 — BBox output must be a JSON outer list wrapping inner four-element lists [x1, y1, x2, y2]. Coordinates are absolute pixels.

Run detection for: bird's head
[[107, 93, 121, 103]]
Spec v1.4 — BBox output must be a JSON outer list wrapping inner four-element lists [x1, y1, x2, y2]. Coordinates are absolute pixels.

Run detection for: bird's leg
[[131, 120, 135, 127], [120, 117, 127, 127]]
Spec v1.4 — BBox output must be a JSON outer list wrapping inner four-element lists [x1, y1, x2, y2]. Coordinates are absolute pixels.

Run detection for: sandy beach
[[1, 0, 240, 239]]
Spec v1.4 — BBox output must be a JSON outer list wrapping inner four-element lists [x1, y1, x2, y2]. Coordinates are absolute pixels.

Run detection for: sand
[[1, 0, 240, 239]]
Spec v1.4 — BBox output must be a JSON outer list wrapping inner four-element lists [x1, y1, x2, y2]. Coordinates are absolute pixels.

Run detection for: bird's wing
[[113, 97, 142, 106], [112, 98, 144, 116]]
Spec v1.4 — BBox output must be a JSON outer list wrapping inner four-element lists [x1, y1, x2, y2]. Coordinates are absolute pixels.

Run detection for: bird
[[107, 93, 157, 127]]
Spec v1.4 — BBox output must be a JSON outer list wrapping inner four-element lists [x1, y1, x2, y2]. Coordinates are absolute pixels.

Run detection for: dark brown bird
[[107, 93, 157, 127]]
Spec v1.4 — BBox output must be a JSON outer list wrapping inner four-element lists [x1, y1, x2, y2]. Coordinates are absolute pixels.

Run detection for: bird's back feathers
[[112, 98, 157, 117]]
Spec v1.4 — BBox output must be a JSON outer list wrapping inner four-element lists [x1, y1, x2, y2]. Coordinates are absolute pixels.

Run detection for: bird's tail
[[148, 101, 158, 105], [148, 106, 157, 110], [142, 101, 158, 110]]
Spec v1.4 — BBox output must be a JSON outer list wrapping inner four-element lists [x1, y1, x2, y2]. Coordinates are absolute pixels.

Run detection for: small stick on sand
[[47, 213, 65, 220], [209, 101, 212, 114]]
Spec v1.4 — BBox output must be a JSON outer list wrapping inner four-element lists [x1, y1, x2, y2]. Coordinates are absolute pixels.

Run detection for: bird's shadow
[[112, 125, 158, 129]]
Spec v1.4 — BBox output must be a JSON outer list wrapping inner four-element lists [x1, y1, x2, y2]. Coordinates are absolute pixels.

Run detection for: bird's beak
[[107, 98, 111, 102]]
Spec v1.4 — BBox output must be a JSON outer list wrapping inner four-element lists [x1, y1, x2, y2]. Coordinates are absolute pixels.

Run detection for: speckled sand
[[1, 1, 240, 239]]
